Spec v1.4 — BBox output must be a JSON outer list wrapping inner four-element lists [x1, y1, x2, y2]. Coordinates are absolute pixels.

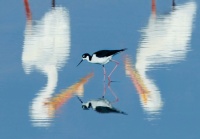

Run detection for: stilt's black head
[[82, 53, 90, 59], [82, 102, 92, 110], [77, 53, 91, 67], [76, 96, 92, 110]]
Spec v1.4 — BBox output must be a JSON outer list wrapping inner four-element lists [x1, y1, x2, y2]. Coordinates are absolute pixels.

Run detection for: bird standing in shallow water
[[77, 48, 127, 82]]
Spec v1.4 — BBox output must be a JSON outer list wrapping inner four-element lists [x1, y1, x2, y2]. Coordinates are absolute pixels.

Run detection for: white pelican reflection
[[125, 55, 162, 117], [22, 0, 71, 127], [130, 1, 196, 117], [136, 1, 197, 70]]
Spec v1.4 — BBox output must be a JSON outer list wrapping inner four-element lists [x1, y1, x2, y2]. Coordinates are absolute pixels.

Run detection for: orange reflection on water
[[45, 72, 94, 117], [125, 55, 163, 117], [124, 55, 149, 104]]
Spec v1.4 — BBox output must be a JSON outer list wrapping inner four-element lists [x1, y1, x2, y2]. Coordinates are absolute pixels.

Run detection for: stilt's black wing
[[95, 106, 127, 115], [94, 49, 127, 58]]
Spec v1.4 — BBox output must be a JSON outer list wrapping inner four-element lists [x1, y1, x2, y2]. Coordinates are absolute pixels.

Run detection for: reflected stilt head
[[82, 102, 92, 110]]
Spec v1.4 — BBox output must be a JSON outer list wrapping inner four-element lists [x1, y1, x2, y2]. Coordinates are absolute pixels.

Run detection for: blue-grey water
[[0, 0, 200, 139]]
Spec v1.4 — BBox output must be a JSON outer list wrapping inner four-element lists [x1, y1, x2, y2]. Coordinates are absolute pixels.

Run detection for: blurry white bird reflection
[[136, 1, 197, 70], [22, 2, 71, 127], [127, 1, 196, 119], [125, 56, 163, 118]]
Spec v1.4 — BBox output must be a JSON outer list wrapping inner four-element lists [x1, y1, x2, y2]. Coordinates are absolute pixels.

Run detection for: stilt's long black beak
[[77, 59, 83, 67], [77, 96, 83, 103]]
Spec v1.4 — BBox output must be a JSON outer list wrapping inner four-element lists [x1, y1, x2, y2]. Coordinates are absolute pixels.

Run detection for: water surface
[[0, 0, 200, 139]]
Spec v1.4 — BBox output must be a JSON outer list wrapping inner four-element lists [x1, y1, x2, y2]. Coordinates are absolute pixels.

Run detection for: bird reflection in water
[[76, 78, 126, 114], [22, 0, 71, 127], [137, 0, 197, 69], [77, 96, 127, 115], [44, 72, 94, 117], [125, 55, 163, 117], [126, 0, 197, 119]]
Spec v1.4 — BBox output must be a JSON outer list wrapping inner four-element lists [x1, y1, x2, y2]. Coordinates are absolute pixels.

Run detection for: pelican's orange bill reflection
[[124, 55, 163, 116], [45, 72, 94, 117], [124, 56, 149, 104]]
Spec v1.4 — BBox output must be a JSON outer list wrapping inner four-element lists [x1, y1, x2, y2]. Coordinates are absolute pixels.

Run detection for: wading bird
[[77, 48, 127, 82]]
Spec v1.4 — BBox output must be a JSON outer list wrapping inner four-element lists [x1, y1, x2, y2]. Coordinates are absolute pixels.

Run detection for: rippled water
[[1, 0, 200, 139]]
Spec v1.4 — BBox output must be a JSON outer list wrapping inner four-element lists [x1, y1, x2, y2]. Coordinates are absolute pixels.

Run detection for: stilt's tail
[[120, 48, 127, 52], [120, 111, 128, 115]]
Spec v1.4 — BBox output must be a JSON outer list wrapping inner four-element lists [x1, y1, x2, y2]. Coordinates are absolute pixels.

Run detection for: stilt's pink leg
[[108, 60, 119, 82], [108, 82, 119, 103], [103, 65, 106, 82], [102, 65, 107, 97], [102, 81, 107, 98]]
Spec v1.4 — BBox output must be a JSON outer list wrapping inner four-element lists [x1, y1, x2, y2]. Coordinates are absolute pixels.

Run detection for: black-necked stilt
[[77, 48, 127, 82], [77, 97, 127, 115]]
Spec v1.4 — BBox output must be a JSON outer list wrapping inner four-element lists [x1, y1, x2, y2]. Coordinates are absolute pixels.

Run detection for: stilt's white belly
[[91, 55, 112, 65]]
